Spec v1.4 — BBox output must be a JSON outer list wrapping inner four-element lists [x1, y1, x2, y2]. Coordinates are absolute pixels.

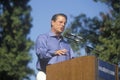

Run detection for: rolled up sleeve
[[35, 35, 55, 59]]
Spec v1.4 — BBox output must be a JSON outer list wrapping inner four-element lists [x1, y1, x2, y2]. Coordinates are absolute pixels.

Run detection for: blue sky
[[28, 0, 109, 79]]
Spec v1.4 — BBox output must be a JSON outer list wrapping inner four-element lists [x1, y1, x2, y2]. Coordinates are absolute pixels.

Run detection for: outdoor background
[[28, 0, 109, 79]]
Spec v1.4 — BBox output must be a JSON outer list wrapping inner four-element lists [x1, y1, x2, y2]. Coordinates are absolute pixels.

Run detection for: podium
[[46, 56, 119, 80]]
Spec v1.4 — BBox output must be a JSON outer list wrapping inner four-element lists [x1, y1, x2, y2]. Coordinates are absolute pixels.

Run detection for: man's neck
[[51, 30, 61, 37]]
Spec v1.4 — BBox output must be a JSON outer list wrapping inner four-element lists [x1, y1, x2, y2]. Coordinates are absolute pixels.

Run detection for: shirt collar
[[48, 31, 63, 39], [48, 31, 56, 37]]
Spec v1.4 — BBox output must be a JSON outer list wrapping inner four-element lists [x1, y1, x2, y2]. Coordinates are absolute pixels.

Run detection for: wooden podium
[[46, 56, 119, 80], [46, 56, 97, 80]]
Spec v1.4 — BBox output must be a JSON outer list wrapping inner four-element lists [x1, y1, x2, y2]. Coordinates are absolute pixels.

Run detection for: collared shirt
[[35, 31, 74, 72]]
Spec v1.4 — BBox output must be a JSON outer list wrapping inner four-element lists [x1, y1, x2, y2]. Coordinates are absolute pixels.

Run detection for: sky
[[28, 0, 109, 79]]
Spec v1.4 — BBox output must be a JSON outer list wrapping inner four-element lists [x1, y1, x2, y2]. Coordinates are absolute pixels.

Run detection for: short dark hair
[[51, 13, 67, 21]]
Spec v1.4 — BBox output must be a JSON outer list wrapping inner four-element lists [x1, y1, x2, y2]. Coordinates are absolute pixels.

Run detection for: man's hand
[[55, 49, 67, 56]]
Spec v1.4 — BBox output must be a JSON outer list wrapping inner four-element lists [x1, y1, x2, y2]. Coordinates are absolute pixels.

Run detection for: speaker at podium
[[46, 56, 119, 80]]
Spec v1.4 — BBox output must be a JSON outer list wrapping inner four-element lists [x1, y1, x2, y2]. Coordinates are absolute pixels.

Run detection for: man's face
[[51, 16, 67, 34]]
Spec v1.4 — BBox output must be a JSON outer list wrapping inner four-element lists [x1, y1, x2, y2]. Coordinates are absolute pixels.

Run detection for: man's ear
[[51, 20, 54, 26]]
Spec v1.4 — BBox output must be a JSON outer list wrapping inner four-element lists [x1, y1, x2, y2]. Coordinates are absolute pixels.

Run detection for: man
[[35, 13, 74, 80]]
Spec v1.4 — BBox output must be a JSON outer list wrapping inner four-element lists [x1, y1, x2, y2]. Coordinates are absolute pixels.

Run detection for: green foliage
[[92, 0, 120, 65], [64, 0, 120, 65], [92, 11, 120, 64], [0, 0, 34, 80], [64, 14, 101, 55]]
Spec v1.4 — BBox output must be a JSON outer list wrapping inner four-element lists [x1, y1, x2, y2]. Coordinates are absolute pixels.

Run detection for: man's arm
[[35, 34, 53, 59], [35, 34, 69, 59]]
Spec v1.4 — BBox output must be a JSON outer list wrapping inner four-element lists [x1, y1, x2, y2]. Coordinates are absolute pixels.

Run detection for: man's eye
[[59, 21, 63, 23]]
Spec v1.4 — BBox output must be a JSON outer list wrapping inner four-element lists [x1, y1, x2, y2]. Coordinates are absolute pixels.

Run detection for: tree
[[64, 0, 120, 65], [0, 0, 34, 80], [92, 0, 120, 64], [64, 14, 102, 56]]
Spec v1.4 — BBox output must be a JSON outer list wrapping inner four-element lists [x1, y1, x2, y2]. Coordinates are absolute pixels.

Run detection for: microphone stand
[[64, 33, 94, 56]]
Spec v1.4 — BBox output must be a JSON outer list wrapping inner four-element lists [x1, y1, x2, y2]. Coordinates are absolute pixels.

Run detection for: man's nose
[[62, 23, 65, 26]]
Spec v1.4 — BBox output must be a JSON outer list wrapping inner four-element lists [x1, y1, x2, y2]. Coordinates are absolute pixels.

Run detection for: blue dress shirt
[[35, 31, 74, 72]]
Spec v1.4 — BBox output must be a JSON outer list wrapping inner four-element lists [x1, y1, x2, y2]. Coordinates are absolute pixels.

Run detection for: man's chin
[[59, 32, 63, 34], [59, 30, 64, 33], [57, 30, 64, 34]]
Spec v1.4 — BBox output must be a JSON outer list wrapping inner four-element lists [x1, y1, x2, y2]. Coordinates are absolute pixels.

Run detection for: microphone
[[65, 33, 84, 42], [68, 33, 76, 36], [66, 33, 83, 39]]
